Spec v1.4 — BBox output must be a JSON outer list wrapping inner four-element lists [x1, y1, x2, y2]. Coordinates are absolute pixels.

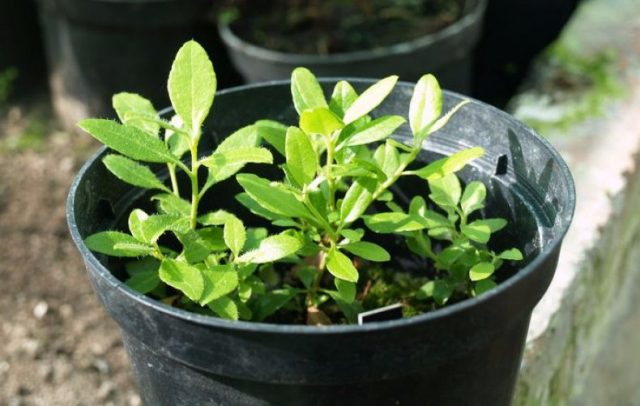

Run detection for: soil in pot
[[225, 0, 464, 54]]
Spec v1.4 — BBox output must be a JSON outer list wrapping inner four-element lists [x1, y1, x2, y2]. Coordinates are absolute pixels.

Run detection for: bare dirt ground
[[0, 99, 139, 405]]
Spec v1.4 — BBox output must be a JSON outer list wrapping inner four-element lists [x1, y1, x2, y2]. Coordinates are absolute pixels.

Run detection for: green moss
[[512, 43, 624, 135]]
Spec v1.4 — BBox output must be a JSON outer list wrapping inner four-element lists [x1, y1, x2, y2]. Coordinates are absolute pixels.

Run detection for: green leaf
[[299, 107, 344, 136], [373, 141, 400, 177], [342, 115, 405, 147], [112, 93, 159, 136], [198, 210, 235, 226], [255, 120, 287, 156], [340, 177, 377, 225], [326, 249, 358, 282], [159, 258, 204, 301], [201, 147, 273, 184], [85, 231, 153, 257], [200, 264, 239, 305], [103, 154, 168, 192], [166, 115, 190, 158], [126, 257, 160, 276], [499, 248, 523, 261], [409, 74, 442, 139], [475, 218, 508, 233], [208, 296, 239, 320], [334, 279, 356, 303], [152, 193, 191, 216], [291, 67, 327, 114], [343, 75, 398, 124], [469, 262, 495, 281], [339, 228, 364, 243], [461, 181, 486, 215], [342, 241, 390, 262], [167, 40, 216, 131], [236, 174, 310, 219], [461, 222, 491, 243], [429, 173, 461, 208], [432, 280, 454, 305], [285, 126, 318, 186], [364, 212, 429, 233], [298, 267, 316, 289], [237, 233, 303, 264], [235, 193, 285, 221], [215, 123, 261, 154], [427, 100, 469, 135], [176, 228, 224, 264], [128, 209, 148, 242], [125, 271, 160, 294], [253, 289, 297, 321], [474, 279, 497, 296], [224, 216, 246, 257], [329, 80, 358, 118], [78, 119, 177, 164], [441, 147, 484, 174]]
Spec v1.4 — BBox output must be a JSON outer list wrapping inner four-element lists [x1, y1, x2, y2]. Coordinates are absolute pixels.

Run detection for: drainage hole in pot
[[495, 155, 508, 175]]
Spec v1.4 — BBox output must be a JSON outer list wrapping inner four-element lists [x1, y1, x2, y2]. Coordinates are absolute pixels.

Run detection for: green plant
[[81, 40, 521, 324]]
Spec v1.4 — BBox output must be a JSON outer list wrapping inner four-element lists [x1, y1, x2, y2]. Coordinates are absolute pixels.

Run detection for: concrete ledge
[[511, 0, 640, 403]]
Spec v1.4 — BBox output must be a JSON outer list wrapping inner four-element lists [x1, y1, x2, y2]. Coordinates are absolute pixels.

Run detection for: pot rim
[[67, 79, 576, 335], [217, 0, 487, 65]]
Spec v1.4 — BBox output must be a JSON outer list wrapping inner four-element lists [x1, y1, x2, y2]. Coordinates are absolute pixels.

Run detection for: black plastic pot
[[36, 0, 227, 131], [219, 0, 487, 93], [68, 80, 575, 405]]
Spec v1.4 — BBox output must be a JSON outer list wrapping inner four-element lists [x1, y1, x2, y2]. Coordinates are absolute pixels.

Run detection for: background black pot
[[68, 80, 575, 405], [36, 0, 239, 131], [218, 0, 487, 93]]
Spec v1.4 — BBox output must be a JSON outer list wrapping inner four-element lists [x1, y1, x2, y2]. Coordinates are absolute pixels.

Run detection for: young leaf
[[373, 141, 400, 177], [85, 231, 153, 257], [339, 228, 365, 243], [461, 181, 486, 215], [334, 279, 356, 303], [200, 147, 273, 184], [460, 222, 491, 243], [441, 147, 484, 174], [291, 67, 327, 114], [235, 192, 286, 222], [469, 262, 495, 281], [78, 119, 177, 164], [125, 271, 161, 294], [474, 218, 508, 233], [474, 279, 497, 296], [364, 212, 429, 233], [409, 74, 442, 139], [214, 124, 260, 154], [152, 193, 191, 216], [159, 258, 204, 301], [329, 80, 358, 117], [429, 173, 462, 208], [342, 115, 405, 147], [168, 40, 216, 131], [112, 92, 159, 136], [200, 264, 239, 305], [208, 296, 239, 320], [237, 233, 303, 264], [285, 126, 318, 186], [499, 248, 524, 261], [128, 209, 149, 242], [326, 249, 359, 282], [340, 178, 377, 225], [426, 100, 469, 135], [166, 115, 190, 158], [236, 174, 310, 219], [103, 154, 169, 192], [343, 75, 398, 124], [299, 107, 344, 136], [198, 210, 235, 226], [342, 241, 390, 262], [224, 216, 246, 257], [255, 120, 287, 156], [253, 289, 297, 321]]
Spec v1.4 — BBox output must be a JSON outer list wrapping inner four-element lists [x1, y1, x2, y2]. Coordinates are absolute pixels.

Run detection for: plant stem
[[306, 249, 328, 308], [189, 130, 202, 229], [324, 135, 337, 211], [167, 164, 180, 196], [372, 145, 422, 201]]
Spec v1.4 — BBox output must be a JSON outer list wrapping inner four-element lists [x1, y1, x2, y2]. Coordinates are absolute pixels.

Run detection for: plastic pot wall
[[218, 0, 487, 94], [68, 81, 575, 405], [36, 0, 221, 131]]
